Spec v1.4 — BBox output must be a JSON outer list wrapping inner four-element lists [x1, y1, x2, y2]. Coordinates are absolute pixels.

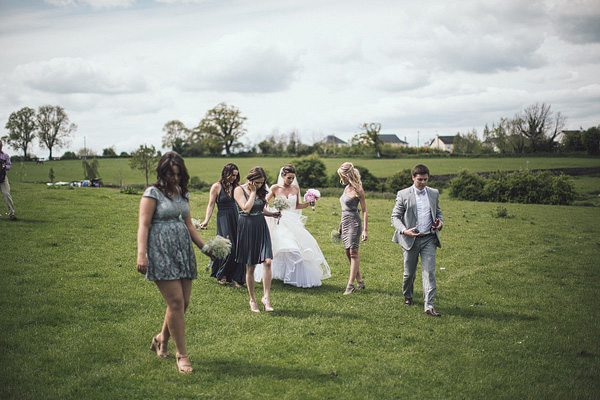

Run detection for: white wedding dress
[[254, 195, 331, 288]]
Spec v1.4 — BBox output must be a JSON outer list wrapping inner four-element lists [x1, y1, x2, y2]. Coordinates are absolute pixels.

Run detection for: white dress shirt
[[414, 186, 433, 234]]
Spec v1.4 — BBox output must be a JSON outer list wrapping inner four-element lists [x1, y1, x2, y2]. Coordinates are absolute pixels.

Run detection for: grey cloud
[[186, 40, 300, 93], [13, 58, 148, 95]]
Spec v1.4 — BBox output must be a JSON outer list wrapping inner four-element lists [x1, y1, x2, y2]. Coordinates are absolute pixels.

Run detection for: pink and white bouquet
[[304, 189, 321, 211]]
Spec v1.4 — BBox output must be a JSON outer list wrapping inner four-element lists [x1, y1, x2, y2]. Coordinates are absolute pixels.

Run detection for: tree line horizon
[[3, 101, 599, 161]]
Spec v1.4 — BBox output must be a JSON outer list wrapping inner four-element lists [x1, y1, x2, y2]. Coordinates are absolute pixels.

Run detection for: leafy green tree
[[196, 103, 246, 156], [102, 147, 117, 157], [37, 105, 77, 160], [60, 151, 77, 160], [162, 120, 190, 150], [353, 122, 383, 157], [453, 129, 484, 154], [3, 107, 37, 159], [129, 144, 160, 186], [582, 126, 600, 155]]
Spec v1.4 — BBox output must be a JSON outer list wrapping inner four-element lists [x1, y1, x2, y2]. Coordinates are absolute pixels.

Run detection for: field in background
[[10, 156, 600, 186]]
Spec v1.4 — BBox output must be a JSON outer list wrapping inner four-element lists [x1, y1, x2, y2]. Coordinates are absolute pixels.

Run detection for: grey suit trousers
[[402, 234, 437, 311]]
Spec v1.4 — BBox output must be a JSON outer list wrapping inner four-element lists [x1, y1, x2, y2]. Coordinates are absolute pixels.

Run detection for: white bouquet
[[205, 235, 232, 259], [272, 196, 290, 224]]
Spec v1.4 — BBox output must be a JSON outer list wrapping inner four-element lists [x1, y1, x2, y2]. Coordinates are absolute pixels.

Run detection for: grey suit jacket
[[391, 186, 443, 251]]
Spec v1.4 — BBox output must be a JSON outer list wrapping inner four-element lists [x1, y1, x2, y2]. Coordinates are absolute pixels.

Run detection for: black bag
[[0, 160, 6, 184]]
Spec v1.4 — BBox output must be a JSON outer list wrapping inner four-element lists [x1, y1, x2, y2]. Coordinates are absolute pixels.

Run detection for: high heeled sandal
[[343, 284, 355, 295], [249, 300, 260, 313], [176, 352, 193, 373], [150, 335, 169, 358], [356, 280, 366, 290], [261, 297, 274, 312]]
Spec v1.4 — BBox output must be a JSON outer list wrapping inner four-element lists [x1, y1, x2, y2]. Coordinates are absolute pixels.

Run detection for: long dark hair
[[220, 163, 239, 196], [154, 151, 190, 200], [246, 166, 268, 201]]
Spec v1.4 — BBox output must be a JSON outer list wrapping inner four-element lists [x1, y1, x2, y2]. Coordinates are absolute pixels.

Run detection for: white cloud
[[44, 0, 136, 8], [13, 58, 148, 95], [182, 33, 300, 93]]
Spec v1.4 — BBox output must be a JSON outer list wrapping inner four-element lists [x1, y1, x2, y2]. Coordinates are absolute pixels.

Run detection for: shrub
[[120, 187, 139, 195], [189, 176, 209, 190], [449, 170, 485, 201], [385, 169, 413, 193], [353, 165, 380, 191], [292, 154, 328, 188], [453, 169, 576, 205]]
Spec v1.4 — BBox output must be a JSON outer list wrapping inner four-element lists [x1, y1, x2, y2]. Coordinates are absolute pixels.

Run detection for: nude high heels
[[261, 297, 274, 312], [249, 300, 260, 313]]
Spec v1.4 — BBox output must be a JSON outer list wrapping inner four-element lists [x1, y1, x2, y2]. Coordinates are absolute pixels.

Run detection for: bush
[[120, 187, 139, 195], [449, 170, 485, 201], [61, 151, 78, 160], [189, 176, 209, 190], [451, 169, 576, 205], [385, 169, 413, 193], [352, 165, 380, 191], [292, 154, 328, 188]]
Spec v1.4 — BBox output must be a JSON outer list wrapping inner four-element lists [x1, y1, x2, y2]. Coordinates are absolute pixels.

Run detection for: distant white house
[[428, 134, 455, 152], [321, 135, 348, 147], [379, 134, 408, 147]]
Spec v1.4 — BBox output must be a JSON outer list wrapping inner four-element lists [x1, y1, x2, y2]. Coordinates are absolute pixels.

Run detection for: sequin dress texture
[[143, 186, 197, 281], [340, 187, 362, 249], [210, 185, 245, 283], [235, 188, 273, 265]]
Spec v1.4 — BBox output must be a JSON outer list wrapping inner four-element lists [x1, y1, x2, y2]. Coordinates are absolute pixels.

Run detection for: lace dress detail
[[143, 186, 197, 281]]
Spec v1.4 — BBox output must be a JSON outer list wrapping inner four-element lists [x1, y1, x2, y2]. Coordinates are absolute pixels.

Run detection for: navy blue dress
[[210, 185, 245, 283], [235, 188, 273, 266]]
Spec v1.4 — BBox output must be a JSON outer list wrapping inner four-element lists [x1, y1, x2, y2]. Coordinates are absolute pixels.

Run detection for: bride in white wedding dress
[[254, 165, 331, 288]]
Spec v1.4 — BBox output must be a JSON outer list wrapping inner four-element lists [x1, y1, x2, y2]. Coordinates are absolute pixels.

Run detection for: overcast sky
[[1, 0, 599, 157]]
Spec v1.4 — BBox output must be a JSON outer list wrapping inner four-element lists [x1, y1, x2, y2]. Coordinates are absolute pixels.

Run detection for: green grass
[[12, 156, 600, 186], [1, 181, 599, 399]]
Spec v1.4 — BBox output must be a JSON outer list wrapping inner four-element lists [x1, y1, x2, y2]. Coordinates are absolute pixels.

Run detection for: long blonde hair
[[337, 162, 362, 196]]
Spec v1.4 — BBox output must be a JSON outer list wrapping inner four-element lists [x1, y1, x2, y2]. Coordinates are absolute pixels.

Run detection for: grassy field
[[11, 156, 600, 186], [1, 179, 599, 399]]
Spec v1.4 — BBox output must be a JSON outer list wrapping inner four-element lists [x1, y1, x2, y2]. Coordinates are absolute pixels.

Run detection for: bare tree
[[3, 107, 37, 159], [196, 103, 246, 156], [37, 105, 77, 160], [514, 103, 566, 152]]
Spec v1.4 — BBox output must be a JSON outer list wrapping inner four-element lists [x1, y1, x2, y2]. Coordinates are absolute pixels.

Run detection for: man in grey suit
[[391, 164, 443, 317]]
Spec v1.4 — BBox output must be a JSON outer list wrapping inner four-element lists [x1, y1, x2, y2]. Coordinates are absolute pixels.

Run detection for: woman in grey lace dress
[[337, 162, 368, 295], [137, 152, 211, 373]]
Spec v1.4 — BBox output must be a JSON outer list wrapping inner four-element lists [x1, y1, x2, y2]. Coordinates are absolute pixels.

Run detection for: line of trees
[[3, 105, 77, 160]]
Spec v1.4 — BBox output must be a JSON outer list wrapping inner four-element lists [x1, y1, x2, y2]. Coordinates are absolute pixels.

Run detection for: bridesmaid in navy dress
[[233, 167, 281, 313], [337, 162, 368, 296], [200, 163, 245, 287]]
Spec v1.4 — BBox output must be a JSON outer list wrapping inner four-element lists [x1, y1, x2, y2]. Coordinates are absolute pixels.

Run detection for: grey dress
[[143, 186, 197, 281], [340, 187, 362, 249]]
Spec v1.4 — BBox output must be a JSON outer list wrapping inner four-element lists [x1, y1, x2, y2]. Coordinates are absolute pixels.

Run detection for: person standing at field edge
[[391, 164, 443, 317], [0, 139, 17, 220]]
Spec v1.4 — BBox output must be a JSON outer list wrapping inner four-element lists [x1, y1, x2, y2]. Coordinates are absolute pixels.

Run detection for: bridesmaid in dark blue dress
[[233, 167, 281, 313], [200, 163, 245, 287]]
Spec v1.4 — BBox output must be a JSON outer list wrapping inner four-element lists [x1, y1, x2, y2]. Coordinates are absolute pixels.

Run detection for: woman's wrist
[[201, 244, 209, 254]]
